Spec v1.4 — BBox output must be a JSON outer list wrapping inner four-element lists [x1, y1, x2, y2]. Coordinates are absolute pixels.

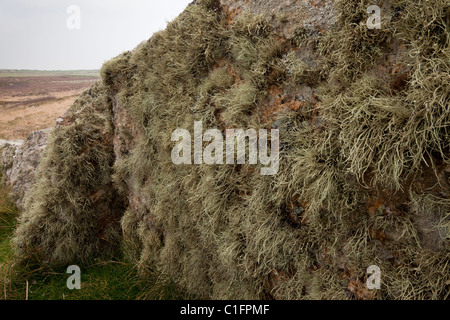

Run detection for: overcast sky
[[0, 0, 192, 70]]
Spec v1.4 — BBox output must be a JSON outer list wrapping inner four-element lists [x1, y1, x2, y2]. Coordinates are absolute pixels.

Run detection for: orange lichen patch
[[310, 0, 328, 8], [367, 196, 385, 217], [274, 34, 293, 52], [212, 57, 228, 69], [368, 227, 387, 242], [264, 265, 296, 298], [214, 58, 242, 85], [340, 267, 376, 300], [366, 197, 388, 242], [222, 5, 243, 26], [313, 24, 329, 34], [261, 86, 303, 123], [347, 279, 375, 300], [365, 189, 408, 217]]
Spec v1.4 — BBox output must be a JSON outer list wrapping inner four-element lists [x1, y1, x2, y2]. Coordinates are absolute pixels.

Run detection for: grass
[[2, 261, 184, 300]]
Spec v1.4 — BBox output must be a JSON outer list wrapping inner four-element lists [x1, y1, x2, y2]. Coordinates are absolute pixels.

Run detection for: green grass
[[2, 261, 186, 300]]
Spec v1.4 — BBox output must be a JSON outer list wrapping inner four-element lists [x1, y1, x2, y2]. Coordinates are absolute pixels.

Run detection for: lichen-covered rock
[[6, 0, 449, 300]]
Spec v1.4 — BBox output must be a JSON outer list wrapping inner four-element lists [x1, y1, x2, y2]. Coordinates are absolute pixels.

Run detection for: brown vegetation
[[0, 75, 98, 140]]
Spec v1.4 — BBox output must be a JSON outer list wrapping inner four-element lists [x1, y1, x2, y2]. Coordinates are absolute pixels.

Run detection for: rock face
[[3, 0, 450, 299], [1, 129, 50, 209], [0, 140, 23, 177]]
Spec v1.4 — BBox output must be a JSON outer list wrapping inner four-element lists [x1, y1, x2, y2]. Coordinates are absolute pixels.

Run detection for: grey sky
[[0, 0, 192, 70]]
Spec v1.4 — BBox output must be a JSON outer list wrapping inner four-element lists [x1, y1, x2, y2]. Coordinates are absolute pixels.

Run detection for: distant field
[[0, 70, 100, 78], [0, 70, 100, 140]]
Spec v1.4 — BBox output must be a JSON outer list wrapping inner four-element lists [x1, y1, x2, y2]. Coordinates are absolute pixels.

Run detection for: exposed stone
[[1, 129, 51, 209]]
